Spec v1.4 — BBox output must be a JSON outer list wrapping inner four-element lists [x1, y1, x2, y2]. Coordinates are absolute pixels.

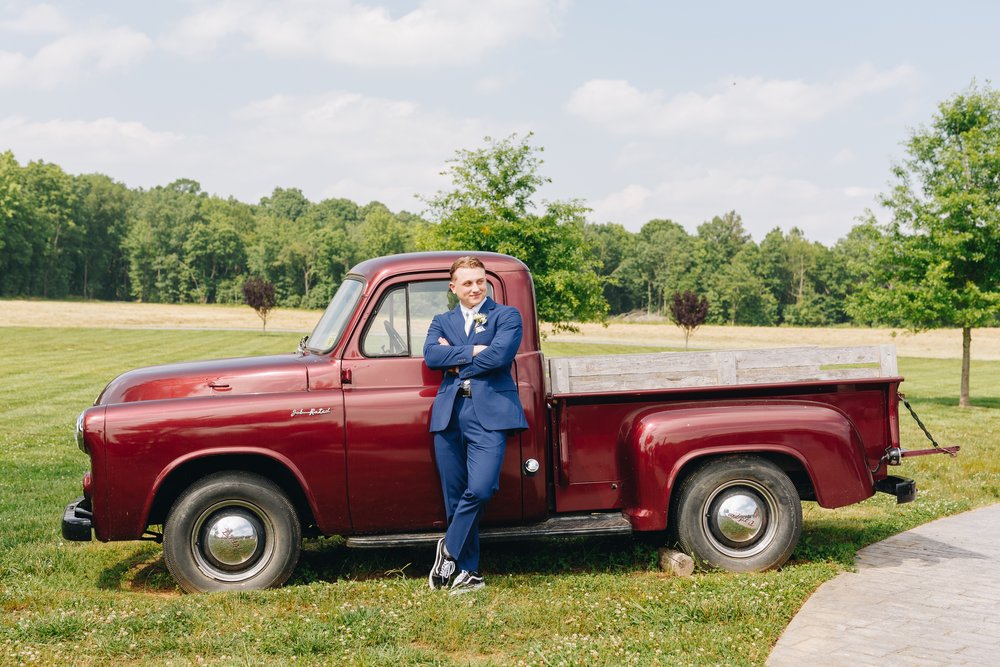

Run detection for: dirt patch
[[3, 299, 996, 360], [1, 299, 320, 332]]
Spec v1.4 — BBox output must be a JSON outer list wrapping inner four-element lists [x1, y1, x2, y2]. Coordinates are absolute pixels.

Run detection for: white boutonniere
[[473, 312, 487, 333]]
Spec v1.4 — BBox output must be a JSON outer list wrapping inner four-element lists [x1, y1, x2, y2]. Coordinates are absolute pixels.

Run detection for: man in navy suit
[[423, 256, 528, 595]]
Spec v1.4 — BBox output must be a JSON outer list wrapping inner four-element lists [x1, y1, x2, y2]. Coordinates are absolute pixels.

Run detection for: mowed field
[[2, 300, 999, 665]]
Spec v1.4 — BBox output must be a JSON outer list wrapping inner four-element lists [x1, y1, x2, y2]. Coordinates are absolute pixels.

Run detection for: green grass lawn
[[2, 328, 998, 666]]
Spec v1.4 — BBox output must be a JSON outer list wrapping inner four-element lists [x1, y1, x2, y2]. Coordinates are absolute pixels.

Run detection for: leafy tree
[[183, 220, 244, 303], [693, 212, 753, 323], [619, 219, 695, 315], [848, 84, 1000, 407], [585, 222, 641, 313], [359, 202, 412, 257], [756, 227, 794, 319], [124, 180, 206, 302], [74, 174, 132, 300], [22, 161, 79, 298], [420, 133, 608, 327], [710, 246, 779, 325], [243, 276, 277, 332], [0, 151, 32, 295], [259, 187, 311, 221], [669, 290, 709, 350]]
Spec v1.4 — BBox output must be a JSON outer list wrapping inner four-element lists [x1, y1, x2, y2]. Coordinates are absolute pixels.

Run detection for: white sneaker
[[449, 570, 485, 595]]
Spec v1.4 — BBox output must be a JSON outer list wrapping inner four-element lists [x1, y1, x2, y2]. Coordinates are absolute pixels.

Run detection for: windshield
[[306, 278, 364, 353]]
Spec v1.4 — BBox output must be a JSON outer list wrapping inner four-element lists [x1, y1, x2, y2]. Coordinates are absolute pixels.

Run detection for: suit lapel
[[446, 297, 497, 343], [445, 306, 466, 343]]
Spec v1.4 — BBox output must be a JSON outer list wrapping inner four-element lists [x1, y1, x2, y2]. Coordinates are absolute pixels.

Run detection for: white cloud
[[0, 115, 185, 189], [225, 90, 516, 206], [0, 3, 70, 34], [831, 148, 855, 165], [474, 73, 518, 95], [0, 24, 152, 88], [588, 184, 650, 223], [566, 64, 917, 143], [2, 90, 518, 213], [1, 116, 181, 159], [162, 0, 564, 68]]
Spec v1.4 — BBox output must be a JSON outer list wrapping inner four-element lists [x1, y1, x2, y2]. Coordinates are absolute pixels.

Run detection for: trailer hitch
[[882, 445, 961, 466], [883, 392, 960, 465]]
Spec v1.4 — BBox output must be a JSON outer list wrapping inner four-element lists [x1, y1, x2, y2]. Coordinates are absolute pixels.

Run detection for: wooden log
[[658, 548, 694, 577]]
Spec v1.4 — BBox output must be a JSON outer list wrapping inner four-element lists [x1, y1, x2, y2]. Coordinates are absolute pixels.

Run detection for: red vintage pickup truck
[[64, 251, 925, 593]]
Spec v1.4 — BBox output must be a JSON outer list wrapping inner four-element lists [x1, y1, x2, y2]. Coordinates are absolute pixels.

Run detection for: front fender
[[622, 400, 874, 531], [139, 447, 322, 536], [97, 392, 348, 541]]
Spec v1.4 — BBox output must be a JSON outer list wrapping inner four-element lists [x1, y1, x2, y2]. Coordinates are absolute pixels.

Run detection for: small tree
[[419, 133, 608, 330], [670, 290, 709, 350], [848, 83, 1000, 407], [243, 276, 276, 332]]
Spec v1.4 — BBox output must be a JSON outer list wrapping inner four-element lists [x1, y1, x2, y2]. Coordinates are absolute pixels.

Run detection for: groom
[[423, 256, 528, 595]]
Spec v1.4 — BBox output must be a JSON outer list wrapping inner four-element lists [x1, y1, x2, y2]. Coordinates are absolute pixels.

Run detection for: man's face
[[450, 267, 487, 309]]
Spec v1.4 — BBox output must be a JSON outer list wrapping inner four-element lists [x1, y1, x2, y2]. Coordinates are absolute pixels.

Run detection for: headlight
[[75, 411, 87, 453]]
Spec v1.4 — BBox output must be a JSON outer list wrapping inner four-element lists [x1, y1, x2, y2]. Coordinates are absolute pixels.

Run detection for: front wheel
[[164, 472, 301, 593], [674, 456, 801, 572]]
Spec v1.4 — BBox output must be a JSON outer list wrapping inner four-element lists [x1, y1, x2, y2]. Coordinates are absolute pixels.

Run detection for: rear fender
[[622, 401, 874, 531]]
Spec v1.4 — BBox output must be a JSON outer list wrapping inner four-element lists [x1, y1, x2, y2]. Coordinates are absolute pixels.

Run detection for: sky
[[1, 1, 997, 245]]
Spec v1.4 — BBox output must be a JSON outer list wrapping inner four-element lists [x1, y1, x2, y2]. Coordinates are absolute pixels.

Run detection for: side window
[[408, 280, 456, 355], [362, 287, 409, 357], [361, 279, 494, 358]]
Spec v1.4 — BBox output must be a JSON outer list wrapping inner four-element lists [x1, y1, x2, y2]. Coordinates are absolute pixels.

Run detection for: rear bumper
[[874, 475, 917, 504], [62, 496, 93, 541]]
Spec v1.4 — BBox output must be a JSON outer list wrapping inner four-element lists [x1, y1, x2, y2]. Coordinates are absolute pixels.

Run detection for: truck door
[[341, 275, 523, 533]]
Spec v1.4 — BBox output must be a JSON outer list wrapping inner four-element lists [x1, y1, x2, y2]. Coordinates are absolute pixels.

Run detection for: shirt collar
[[460, 301, 485, 319]]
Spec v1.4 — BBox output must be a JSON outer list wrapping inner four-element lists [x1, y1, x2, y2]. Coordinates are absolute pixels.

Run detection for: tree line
[[0, 156, 419, 309], [0, 149, 877, 327]]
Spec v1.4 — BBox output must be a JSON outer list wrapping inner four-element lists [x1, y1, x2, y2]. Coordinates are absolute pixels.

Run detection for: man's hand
[[473, 345, 487, 356]]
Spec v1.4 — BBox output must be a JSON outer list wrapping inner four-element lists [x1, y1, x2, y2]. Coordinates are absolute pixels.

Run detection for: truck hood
[[96, 354, 308, 405]]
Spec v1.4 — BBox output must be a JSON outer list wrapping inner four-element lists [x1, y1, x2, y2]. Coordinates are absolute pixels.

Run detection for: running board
[[344, 512, 633, 549]]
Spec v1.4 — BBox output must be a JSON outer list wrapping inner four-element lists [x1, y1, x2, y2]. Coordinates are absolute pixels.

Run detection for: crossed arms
[[422, 307, 523, 379]]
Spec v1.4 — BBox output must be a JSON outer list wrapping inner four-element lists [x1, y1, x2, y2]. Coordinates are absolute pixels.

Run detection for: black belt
[[458, 381, 472, 398]]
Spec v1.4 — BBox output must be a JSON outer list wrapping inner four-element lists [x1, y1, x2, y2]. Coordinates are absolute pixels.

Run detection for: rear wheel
[[675, 456, 801, 572], [164, 471, 301, 593]]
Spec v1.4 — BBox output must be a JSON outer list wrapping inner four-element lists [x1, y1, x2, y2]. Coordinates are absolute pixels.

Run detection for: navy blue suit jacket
[[423, 296, 528, 433]]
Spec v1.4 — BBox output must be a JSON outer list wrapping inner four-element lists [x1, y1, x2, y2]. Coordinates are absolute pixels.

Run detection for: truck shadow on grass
[[98, 520, 900, 593], [291, 535, 660, 586], [96, 535, 659, 593], [97, 549, 181, 595]]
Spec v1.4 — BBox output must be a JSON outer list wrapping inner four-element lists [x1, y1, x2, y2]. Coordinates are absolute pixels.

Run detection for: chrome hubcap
[[702, 480, 777, 559], [191, 500, 274, 582], [715, 494, 763, 543], [205, 513, 260, 566]]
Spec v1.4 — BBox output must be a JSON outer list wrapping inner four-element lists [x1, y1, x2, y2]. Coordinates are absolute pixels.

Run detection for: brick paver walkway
[[768, 503, 1000, 666]]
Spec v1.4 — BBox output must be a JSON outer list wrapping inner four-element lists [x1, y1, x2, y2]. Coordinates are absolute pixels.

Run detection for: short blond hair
[[449, 256, 486, 280]]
